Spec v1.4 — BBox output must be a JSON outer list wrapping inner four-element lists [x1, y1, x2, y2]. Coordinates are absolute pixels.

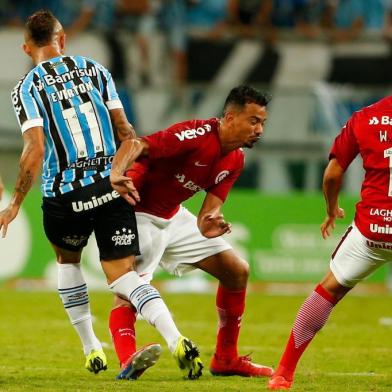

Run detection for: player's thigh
[[42, 197, 94, 258], [330, 225, 390, 287], [93, 197, 140, 262], [162, 207, 232, 277], [133, 212, 169, 281]]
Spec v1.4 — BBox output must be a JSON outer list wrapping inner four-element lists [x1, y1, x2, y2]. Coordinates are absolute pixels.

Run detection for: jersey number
[[384, 147, 392, 197], [62, 102, 103, 158]]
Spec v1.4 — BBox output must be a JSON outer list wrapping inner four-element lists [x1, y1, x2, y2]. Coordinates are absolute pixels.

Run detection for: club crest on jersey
[[174, 124, 212, 141], [112, 228, 136, 246], [215, 170, 229, 184]]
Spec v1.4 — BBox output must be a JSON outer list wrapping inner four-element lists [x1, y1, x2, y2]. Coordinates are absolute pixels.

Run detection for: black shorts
[[42, 177, 140, 260]]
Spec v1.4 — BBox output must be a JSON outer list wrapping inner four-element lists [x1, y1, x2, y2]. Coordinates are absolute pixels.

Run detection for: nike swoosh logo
[[195, 161, 207, 167]]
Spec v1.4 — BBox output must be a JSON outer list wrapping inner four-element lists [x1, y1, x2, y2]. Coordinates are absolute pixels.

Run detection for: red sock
[[275, 284, 339, 380], [109, 306, 136, 367], [215, 284, 246, 360]]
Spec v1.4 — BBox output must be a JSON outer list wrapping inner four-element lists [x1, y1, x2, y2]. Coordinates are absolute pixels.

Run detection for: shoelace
[[238, 354, 253, 363], [237, 354, 259, 370]]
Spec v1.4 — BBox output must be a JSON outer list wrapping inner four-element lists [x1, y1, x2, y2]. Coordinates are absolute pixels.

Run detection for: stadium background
[[3, 3, 392, 392], [0, 0, 391, 291]]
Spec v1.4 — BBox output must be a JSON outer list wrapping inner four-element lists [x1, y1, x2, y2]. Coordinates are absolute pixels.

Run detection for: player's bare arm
[[110, 138, 149, 204], [321, 158, 345, 239], [109, 108, 136, 141], [0, 174, 4, 201], [197, 192, 232, 238], [0, 126, 44, 237]]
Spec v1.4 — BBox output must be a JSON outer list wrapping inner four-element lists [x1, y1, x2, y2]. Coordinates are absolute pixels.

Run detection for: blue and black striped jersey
[[11, 55, 123, 197]]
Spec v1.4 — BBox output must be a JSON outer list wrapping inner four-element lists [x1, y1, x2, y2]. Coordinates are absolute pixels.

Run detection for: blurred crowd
[[1, 1, 392, 89]]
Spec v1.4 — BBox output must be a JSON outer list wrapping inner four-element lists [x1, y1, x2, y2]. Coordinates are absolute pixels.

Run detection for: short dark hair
[[25, 9, 59, 47], [223, 85, 270, 114]]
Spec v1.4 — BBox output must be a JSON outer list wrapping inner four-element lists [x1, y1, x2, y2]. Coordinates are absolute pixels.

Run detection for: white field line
[[325, 372, 384, 377]]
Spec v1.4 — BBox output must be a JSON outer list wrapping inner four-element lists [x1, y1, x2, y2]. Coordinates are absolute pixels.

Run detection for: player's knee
[[221, 259, 249, 289], [236, 259, 249, 287], [113, 294, 131, 309]]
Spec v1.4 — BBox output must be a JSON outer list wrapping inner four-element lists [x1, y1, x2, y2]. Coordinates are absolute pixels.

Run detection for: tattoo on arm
[[11, 130, 44, 207], [14, 170, 34, 201]]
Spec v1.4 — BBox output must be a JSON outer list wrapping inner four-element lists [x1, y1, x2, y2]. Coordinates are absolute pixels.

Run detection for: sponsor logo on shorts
[[366, 240, 392, 250], [62, 235, 88, 246], [369, 224, 392, 234], [215, 170, 229, 184], [112, 228, 136, 246], [72, 190, 120, 212]]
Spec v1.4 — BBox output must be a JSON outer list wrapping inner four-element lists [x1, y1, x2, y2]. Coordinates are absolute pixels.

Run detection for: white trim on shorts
[[135, 206, 232, 281], [330, 223, 392, 287]]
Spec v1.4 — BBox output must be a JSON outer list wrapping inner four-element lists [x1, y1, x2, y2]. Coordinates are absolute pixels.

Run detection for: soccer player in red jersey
[[268, 97, 392, 390], [110, 85, 274, 378]]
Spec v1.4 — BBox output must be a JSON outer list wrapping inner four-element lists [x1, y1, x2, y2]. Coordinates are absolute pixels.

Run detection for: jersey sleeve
[[11, 75, 43, 134], [329, 116, 359, 171], [95, 63, 123, 110], [142, 121, 200, 159], [207, 154, 245, 202]]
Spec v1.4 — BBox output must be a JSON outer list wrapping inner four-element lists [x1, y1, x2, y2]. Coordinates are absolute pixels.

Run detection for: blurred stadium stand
[[1, 28, 390, 193]]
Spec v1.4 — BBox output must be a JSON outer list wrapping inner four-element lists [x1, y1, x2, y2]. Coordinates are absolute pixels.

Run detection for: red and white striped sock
[[274, 284, 339, 381]]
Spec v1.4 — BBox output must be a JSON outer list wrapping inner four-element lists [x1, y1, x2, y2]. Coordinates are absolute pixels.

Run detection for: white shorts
[[330, 223, 392, 287], [135, 206, 232, 282]]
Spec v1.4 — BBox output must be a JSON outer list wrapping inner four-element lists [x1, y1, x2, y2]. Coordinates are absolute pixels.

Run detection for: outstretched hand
[[0, 205, 19, 238], [321, 207, 345, 239], [110, 172, 140, 206], [199, 211, 231, 238]]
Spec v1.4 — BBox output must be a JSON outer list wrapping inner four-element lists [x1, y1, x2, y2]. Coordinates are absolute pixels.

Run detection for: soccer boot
[[209, 354, 273, 377], [85, 348, 108, 374], [172, 336, 203, 379], [117, 343, 162, 380], [268, 375, 293, 390]]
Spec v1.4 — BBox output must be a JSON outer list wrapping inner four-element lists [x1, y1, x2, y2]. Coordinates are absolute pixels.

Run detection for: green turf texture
[[1, 290, 392, 391]]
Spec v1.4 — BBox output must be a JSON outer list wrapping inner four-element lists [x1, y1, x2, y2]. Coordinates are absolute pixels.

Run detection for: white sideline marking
[[326, 372, 382, 377], [379, 317, 392, 326]]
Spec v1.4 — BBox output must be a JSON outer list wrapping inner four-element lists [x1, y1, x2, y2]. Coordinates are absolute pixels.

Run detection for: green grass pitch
[[1, 289, 392, 391]]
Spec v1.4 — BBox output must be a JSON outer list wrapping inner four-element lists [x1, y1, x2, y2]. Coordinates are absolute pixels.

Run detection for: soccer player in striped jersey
[[269, 97, 392, 390], [0, 9, 200, 380]]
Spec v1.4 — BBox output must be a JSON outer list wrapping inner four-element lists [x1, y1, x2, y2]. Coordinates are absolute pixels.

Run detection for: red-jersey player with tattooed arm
[[110, 85, 274, 378], [269, 97, 392, 390]]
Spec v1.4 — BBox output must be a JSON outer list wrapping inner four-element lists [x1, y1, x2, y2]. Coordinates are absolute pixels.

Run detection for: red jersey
[[330, 96, 392, 242], [126, 118, 244, 219]]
